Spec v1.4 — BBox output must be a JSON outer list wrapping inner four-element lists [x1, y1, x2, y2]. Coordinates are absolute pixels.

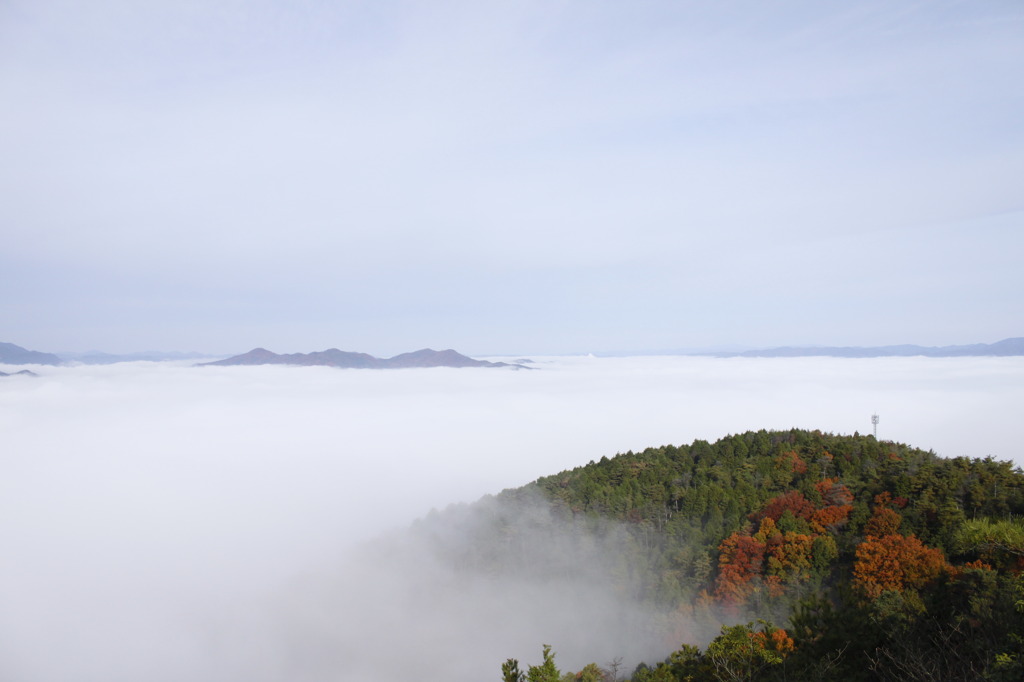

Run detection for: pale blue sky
[[2, 1, 1022, 355]]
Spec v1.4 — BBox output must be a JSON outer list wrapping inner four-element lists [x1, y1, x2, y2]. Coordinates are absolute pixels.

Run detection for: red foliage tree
[[715, 533, 766, 605], [755, 490, 816, 523]]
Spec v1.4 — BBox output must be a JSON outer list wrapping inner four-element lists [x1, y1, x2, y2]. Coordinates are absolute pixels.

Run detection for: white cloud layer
[[0, 356, 1021, 680]]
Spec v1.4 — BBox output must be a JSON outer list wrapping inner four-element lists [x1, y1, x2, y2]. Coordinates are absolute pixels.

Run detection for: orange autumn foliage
[[775, 450, 807, 475], [853, 533, 951, 599], [806, 480, 854, 532], [872, 491, 908, 509], [716, 518, 820, 602], [750, 628, 796, 656], [864, 506, 902, 538], [815, 478, 854, 506], [771, 628, 796, 655], [945, 559, 995, 579], [810, 505, 853, 533], [767, 532, 815, 583], [962, 559, 994, 571], [721, 479, 857, 605], [764, 575, 786, 598], [755, 518, 814, 582], [719, 477, 856, 606]]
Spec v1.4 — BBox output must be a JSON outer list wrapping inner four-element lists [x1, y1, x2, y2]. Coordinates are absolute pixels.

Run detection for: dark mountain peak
[[200, 348, 282, 366], [385, 348, 503, 368], [305, 349, 382, 368], [199, 347, 520, 369], [0, 369, 39, 377], [986, 337, 1024, 355], [0, 342, 62, 366], [398, 348, 443, 357]]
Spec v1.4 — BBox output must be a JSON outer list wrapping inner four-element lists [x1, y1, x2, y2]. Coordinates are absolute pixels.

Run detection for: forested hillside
[[419, 429, 1024, 681]]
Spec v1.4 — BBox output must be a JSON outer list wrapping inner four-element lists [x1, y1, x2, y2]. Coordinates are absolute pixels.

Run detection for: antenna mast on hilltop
[[871, 413, 879, 439]]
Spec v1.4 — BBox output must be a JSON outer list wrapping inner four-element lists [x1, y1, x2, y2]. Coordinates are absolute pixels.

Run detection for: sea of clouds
[[1, 355, 1021, 681]]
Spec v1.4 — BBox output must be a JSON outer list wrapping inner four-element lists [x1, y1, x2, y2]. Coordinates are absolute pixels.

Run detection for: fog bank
[[0, 356, 1020, 680]]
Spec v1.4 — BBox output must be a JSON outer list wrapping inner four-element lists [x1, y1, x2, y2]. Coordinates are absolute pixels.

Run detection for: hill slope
[[0, 341, 62, 365], [418, 430, 1024, 681]]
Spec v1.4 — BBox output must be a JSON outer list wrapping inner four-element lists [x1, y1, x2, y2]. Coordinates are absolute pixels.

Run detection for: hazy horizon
[[7, 333, 1024, 362]]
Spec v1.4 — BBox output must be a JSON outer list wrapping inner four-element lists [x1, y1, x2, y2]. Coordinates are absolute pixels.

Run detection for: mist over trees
[[427, 429, 1024, 681]]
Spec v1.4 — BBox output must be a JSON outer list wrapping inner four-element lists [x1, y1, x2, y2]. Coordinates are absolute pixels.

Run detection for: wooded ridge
[[439, 429, 1024, 681]]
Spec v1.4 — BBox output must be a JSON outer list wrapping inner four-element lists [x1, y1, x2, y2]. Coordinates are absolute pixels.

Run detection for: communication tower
[[871, 413, 879, 439]]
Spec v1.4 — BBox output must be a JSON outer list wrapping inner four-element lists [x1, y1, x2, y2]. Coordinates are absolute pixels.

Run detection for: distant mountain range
[[707, 337, 1024, 358], [0, 342, 62, 366], [198, 347, 525, 369], [3, 338, 1024, 368], [0, 341, 521, 369], [0, 342, 210, 366]]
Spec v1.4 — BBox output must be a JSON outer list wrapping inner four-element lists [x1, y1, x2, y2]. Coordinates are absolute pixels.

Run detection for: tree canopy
[[472, 429, 1024, 681]]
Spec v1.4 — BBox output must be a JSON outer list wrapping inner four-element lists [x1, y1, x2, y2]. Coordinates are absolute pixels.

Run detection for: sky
[[2, 355, 1022, 680], [2, 0, 1023, 355]]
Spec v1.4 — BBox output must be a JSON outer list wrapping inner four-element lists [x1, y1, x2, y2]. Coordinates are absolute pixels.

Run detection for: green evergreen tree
[[527, 645, 561, 682], [502, 658, 525, 682]]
